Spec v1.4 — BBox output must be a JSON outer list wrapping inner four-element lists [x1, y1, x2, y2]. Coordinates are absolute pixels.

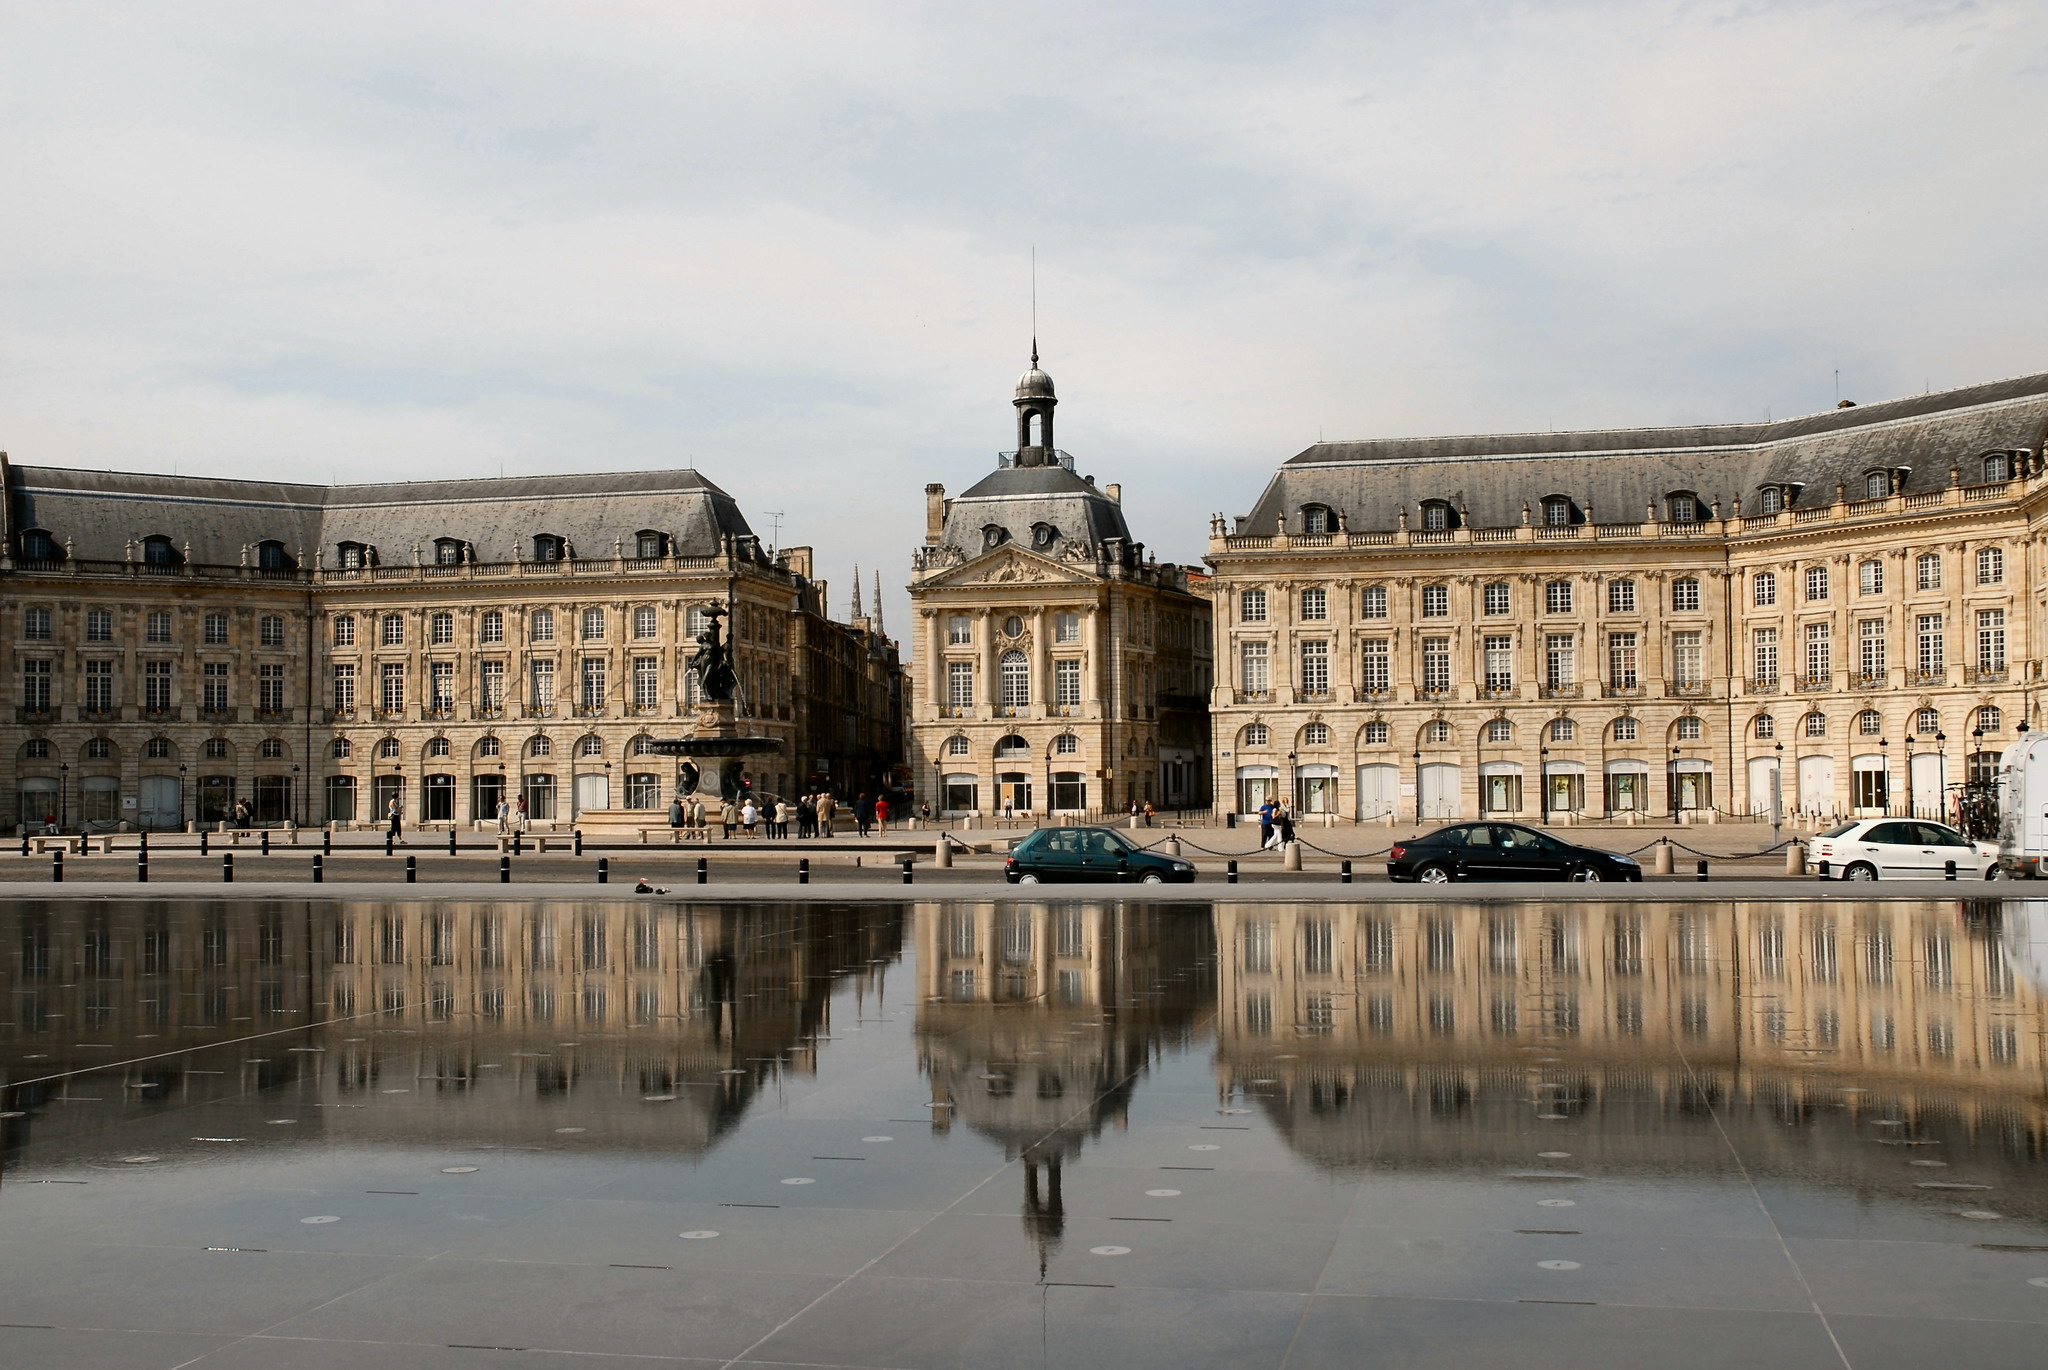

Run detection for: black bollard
[[448, 828, 457, 856], [261, 829, 271, 855], [51, 850, 62, 883], [696, 856, 708, 885], [513, 831, 523, 856], [139, 830, 149, 854], [200, 830, 210, 855], [312, 853, 324, 884], [902, 857, 914, 885], [596, 857, 608, 885], [1945, 859, 1957, 881], [405, 855, 417, 884], [1341, 859, 1353, 884], [384, 831, 394, 857], [19, 832, 28, 857], [1226, 858, 1238, 884], [136, 850, 148, 883], [499, 855, 511, 884], [322, 827, 332, 855], [798, 857, 810, 885], [574, 829, 584, 857], [1696, 859, 1709, 882], [222, 853, 234, 883]]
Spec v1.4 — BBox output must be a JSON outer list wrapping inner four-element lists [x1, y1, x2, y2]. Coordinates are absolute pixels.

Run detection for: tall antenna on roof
[[764, 509, 785, 554], [1030, 245, 1038, 367]]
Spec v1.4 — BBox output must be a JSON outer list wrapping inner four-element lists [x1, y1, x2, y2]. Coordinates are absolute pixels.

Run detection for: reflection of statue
[[688, 604, 738, 702]]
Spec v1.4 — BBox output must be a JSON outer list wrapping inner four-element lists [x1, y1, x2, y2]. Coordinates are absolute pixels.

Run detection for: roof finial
[[1030, 244, 1038, 369]]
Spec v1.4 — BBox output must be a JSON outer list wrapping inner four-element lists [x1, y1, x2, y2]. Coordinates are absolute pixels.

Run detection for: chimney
[[1105, 483, 1121, 504], [924, 483, 946, 544]]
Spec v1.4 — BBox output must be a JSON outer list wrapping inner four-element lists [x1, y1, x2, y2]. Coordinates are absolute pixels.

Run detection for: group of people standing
[[1256, 797, 1297, 851], [663, 790, 903, 840]]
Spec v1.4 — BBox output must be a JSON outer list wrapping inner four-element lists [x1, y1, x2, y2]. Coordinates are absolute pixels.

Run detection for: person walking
[[1143, 801, 1156, 828], [514, 795, 529, 831], [874, 795, 891, 832], [798, 794, 816, 839], [818, 793, 836, 837], [386, 795, 405, 845], [1277, 799, 1296, 848], [496, 798, 511, 834], [667, 796, 684, 830], [1257, 797, 1277, 851]]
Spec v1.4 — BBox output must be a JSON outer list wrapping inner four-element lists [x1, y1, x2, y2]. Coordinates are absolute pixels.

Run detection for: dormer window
[[982, 524, 1010, 551], [1030, 522, 1058, 551], [1301, 504, 1333, 535], [256, 540, 294, 573], [1984, 452, 2011, 482], [337, 541, 370, 569], [533, 534, 565, 563], [1419, 500, 1455, 532], [433, 538, 464, 565], [1541, 496, 1574, 527], [1863, 470, 1890, 500], [635, 530, 669, 558], [1666, 491, 1700, 523], [18, 528, 60, 563], [1757, 486, 1783, 514], [142, 535, 180, 566]]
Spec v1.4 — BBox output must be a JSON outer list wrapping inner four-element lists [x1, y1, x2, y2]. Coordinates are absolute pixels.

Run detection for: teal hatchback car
[[1004, 826, 1197, 884]]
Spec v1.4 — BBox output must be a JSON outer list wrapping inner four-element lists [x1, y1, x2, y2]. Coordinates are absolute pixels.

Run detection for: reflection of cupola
[[1012, 347, 1057, 466]]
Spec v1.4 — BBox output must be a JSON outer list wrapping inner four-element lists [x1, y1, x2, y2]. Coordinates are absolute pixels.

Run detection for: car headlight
[[1173, 862, 1192, 872], [1616, 856, 1638, 867]]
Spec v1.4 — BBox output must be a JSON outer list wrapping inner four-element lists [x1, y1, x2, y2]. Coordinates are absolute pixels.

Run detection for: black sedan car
[[1005, 826, 1197, 884], [1387, 823, 1641, 883]]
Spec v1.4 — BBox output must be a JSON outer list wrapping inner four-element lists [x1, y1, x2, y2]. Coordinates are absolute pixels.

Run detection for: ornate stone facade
[[1205, 374, 2048, 824]]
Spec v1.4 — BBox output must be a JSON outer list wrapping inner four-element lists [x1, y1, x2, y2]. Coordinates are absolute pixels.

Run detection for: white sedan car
[[1808, 819, 2000, 881]]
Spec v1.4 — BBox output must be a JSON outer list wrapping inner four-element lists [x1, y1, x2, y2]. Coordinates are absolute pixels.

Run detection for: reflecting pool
[[3, 897, 2046, 1369]]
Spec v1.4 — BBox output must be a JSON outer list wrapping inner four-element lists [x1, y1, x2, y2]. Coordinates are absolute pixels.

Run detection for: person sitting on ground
[[633, 877, 669, 894]]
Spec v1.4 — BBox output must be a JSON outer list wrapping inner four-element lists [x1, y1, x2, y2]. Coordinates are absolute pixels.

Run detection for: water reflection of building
[[915, 902, 1214, 1272], [2, 900, 904, 1162], [1213, 900, 2048, 1185]]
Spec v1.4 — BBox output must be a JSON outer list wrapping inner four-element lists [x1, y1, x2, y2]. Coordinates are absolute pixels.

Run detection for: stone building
[[907, 357, 1213, 818], [1205, 373, 2048, 824], [0, 455, 903, 831], [790, 561, 905, 800]]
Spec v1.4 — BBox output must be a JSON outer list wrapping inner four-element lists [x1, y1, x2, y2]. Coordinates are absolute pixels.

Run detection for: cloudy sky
[[5, 1, 2046, 639]]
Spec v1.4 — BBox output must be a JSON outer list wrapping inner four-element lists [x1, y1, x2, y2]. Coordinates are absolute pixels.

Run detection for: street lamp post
[[1878, 738, 1889, 815], [59, 762, 69, 832], [1935, 732, 1948, 824], [1539, 745, 1550, 824], [1905, 733, 1916, 817], [1773, 741, 1784, 844], [178, 763, 188, 832], [1412, 749, 1423, 825]]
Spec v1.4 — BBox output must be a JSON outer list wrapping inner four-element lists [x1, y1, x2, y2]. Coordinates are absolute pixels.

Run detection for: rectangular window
[[633, 656, 658, 708], [380, 661, 405, 713], [1917, 556, 1942, 591], [146, 610, 173, 644], [1240, 640, 1269, 694], [381, 614, 405, 646], [1978, 547, 2004, 585], [947, 660, 974, 708], [1977, 609, 2006, 672], [1804, 622, 1831, 681], [145, 660, 173, 711], [580, 657, 606, 710], [530, 659, 555, 710], [479, 611, 503, 645], [1301, 588, 1327, 621], [1421, 636, 1451, 692], [1483, 583, 1510, 616], [430, 614, 454, 646], [1360, 586, 1388, 619], [1055, 658, 1081, 707], [1858, 620, 1886, 680], [1545, 580, 1572, 614], [1361, 639, 1390, 693], [1608, 579, 1636, 614], [332, 615, 355, 647], [1054, 612, 1080, 643], [1484, 634, 1513, 691], [1544, 634, 1575, 688], [531, 610, 555, 643], [633, 606, 657, 639], [1753, 627, 1778, 684], [1421, 585, 1449, 617], [1672, 579, 1700, 612], [258, 663, 286, 713], [83, 659, 113, 712], [1805, 566, 1829, 601], [429, 660, 454, 712], [1608, 632, 1638, 687], [202, 661, 229, 711], [332, 662, 356, 714], [22, 607, 52, 640], [22, 658, 53, 712], [479, 660, 505, 712], [947, 615, 972, 645], [1300, 640, 1330, 696], [260, 615, 285, 647], [1240, 589, 1267, 623], [85, 609, 112, 643], [203, 612, 229, 645], [1916, 614, 1944, 675], [1672, 631, 1703, 687]]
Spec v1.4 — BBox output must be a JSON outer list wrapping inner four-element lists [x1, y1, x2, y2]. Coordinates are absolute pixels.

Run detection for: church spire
[[849, 565, 864, 621], [872, 568, 885, 634]]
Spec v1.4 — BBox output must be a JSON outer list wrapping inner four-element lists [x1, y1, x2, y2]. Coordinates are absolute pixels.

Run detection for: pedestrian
[[689, 796, 706, 831], [720, 798, 739, 840], [1277, 800, 1296, 848], [875, 795, 890, 832], [1143, 801, 1156, 828], [920, 800, 932, 826], [515, 795, 529, 831], [1257, 797, 1277, 851], [386, 795, 405, 845], [496, 798, 510, 834], [667, 796, 684, 829], [798, 795, 816, 839], [741, 798, 759, 837], [858, 793, 876, 837]]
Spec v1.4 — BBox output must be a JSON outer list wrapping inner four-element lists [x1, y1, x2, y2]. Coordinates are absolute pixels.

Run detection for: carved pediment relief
[[921, 544, 1099, 590]]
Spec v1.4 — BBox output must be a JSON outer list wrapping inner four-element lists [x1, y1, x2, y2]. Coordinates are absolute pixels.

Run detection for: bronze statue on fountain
[[641, 604, 784, 803]]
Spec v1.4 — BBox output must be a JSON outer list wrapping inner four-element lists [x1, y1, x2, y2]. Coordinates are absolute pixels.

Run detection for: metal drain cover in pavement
[[300, 1216, 340, 1224], [1146, 1189, 1181, 1197], [441, 1166, 480, 1174], [1538, 1260, 1581, 1270], [781, 1177, 815, 1185], [679, 1231, 719, 1240], [1090, 1245, 1131, 1256]]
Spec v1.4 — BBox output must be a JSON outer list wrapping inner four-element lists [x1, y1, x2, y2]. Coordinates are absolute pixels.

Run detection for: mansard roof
[[943, 463, 1134, 559], [1240, 370, 2048, 533], [6, 465, 755, 565]]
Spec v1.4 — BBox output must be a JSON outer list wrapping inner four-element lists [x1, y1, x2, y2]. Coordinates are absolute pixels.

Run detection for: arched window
[[1053, 733, 1078, 755], [1243, 723, 1269, 747], [1485, 719, 1512, 742], [999, 650, 1029, 709], [378, 737, 401, 758], [531, 608, 555, 642], [1542, 495, 1574, 526], [427, 737, 451, 757], [1424, 720, 1452, 744], [332, 737, 351, 758], [582, 608, 606, 640], [1363, 721, 1390, 745], [17, 528, 61, 562], [258, 738, 284, 759], [578, 735, 603, 757], [433, 538, 463, 565], [1301, 505, 1332, 535], [1676, 717, 1703, 740], [1858, 560, 1883, 595], [1666, 491, 1701, 522], [1757, 486, 1783, 514], [1031, 522, 1059, 550], [336, 540, 369, 568], [146, 737, 174, 759], [1419, 500, 1456, 531], [635, 530, 669, 558], [142, 534, 180, 566], [1804, 566, 1829, 601], [946, 734, 970, 757], [85, 737, 112, 759], [477, 736, 501, 757], [1549, 718, 1575, 742], [1864, 471, 1890, 500], [1303, 722, 1331, 746], [1804, 712, 1827, 738], [1611, 717, 1638, 741], [1913, 707, 1939, 735], [203, 738, 229, 759], [1984, 452, 2011, 482], [994, 734, 1031, 758], [252, 540, 291, 573], [430, 612, 454, 645], [1857, 709, 1882, 735], [1753, 715, 1775, 739], [529, 735, 552, 757], [1978, 705, 2003, 733], [1753, 571, 1777, 606], [532, 534, 565, 563], [380, 613, 405, 646]]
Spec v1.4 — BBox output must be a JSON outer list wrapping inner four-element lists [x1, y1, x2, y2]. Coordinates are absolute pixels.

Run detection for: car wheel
[[1569, 865, 1603, 882], [1140, 871, 1165, 884], [1984, 864, 2003, 881], [1016, 872, 1041, 884], [1844, 862, 1878, 882], [1416, 863, 1453, 885]]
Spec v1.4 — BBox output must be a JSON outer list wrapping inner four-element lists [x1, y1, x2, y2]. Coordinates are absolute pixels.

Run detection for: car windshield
[[1817, 822, 1861, 839]]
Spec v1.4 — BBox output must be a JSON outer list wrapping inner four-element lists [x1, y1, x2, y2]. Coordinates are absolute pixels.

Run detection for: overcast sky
[[5, 1, 2046, 642]]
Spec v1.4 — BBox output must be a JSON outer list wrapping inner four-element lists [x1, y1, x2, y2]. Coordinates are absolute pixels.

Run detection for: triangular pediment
[[920, 542, 1100, 589]]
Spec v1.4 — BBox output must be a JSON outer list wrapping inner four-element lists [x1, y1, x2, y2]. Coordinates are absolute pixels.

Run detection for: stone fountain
[[642, 604, 783, 802]]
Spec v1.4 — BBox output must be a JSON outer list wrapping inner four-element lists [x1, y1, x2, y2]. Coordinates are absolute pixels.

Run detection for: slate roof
[[1238, 371, 2048, 534], [5, 465, 755, 566], [943, 464, 1135, 559]]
